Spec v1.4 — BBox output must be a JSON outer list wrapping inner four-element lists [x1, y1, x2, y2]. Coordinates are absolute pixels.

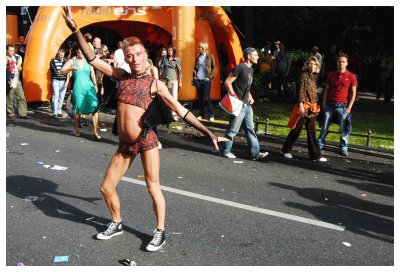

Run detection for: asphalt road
[[5, 113, 394, 268]]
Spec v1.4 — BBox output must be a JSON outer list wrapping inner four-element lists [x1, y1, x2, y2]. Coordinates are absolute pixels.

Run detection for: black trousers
[[282, 116, 322, 160]]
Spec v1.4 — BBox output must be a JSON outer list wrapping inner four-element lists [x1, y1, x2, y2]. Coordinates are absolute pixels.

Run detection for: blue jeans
[[51, 79, 67, 115], [194, 79, 214, 118], [220, 104, 260, 158], [318, 103, 349, 151]]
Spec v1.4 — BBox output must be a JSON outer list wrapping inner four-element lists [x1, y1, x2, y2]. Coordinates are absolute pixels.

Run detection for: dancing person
[[60, 46, 101, 140], [63, 6, 225, 252]]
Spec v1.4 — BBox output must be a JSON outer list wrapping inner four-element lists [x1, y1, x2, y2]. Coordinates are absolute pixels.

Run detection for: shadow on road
[[6, 175, 152, 251], [269, 182, 394, 243]]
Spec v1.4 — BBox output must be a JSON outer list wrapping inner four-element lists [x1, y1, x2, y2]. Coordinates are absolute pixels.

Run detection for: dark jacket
[[193, 53, 216, 80]]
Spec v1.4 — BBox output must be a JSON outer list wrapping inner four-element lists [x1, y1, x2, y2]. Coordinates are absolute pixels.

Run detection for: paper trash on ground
[[54, 256, 69, 263], [50, 165, 68, 171], [23, 196, 46, 202]]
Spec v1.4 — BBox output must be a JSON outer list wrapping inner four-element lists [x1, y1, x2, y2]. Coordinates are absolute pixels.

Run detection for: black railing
[[254, 117, 393, 147]]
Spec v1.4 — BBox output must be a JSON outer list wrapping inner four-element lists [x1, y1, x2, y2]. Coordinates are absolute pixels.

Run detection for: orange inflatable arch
[[21, 6, 243, 102]]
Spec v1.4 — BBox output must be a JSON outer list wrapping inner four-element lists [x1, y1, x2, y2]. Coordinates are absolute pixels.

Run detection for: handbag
[[219, 93, 243, 117], [142, 95, 173, 137], [65, 92, 75, 116]]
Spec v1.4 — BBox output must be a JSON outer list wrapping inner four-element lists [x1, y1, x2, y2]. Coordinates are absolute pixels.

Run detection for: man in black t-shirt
[[220, 47, 269, 161]]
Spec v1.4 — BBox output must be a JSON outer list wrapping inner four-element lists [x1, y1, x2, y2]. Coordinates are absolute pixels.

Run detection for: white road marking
[[122, 176, 345, 232]]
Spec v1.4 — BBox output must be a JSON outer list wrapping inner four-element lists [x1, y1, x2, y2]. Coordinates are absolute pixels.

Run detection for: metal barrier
[[254, 117, 393, 147]]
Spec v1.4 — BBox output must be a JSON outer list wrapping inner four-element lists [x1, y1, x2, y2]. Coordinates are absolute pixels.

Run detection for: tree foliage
[[229, 6, 393, 56]]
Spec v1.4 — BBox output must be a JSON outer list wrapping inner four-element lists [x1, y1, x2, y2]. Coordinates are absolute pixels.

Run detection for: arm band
[[183, 110, 190, 121], [87, 55, 96, 63]]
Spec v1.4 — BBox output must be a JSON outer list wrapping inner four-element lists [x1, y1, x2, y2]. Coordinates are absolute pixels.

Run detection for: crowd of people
[[5, 6, 393, 253]]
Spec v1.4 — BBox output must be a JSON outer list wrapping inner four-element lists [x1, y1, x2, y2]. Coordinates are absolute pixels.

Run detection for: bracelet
[[183, 110, 190, 121], [73, 28, 80, 33], [87, 55, 96, 63]]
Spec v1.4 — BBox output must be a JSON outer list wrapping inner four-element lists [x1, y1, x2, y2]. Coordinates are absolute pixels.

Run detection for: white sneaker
[[158, 142, 162, 149], [197, 116, 203, 120], [223, 152, 236, 159], [209, 117, 215, 122], [282, 152, 293, 159], [253, 152, 269, 160], [173, 116, 179, 122], [315, 157, 328, 162]]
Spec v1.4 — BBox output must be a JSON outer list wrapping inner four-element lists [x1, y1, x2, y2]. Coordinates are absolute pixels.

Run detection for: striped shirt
[[50, 57, 67, 80]]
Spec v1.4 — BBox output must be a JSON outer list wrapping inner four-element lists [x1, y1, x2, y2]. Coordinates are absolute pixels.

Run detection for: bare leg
[[74, 114, 80, 136], [141, 147, 165, 230], [100, 152, 134, 223], [92, 112, 100, 138]]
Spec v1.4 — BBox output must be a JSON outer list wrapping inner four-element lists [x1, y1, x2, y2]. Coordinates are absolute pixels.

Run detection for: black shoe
[[96, 221, 123, 240], [146, 229, 166, 252], [81, 118, 89, 127]]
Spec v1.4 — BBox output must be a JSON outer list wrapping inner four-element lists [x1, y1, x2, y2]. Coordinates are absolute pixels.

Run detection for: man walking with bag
[[220, 47, 269, 160]]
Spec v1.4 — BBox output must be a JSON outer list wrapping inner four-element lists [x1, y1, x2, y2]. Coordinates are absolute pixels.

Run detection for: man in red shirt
[[318, 53, 357, 156]]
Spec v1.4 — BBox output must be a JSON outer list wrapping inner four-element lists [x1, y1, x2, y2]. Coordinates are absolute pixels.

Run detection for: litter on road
[[36, 161, 45, 165], [121, 259, 137, 266], [43, 165, 51, 168], [100, 128, 107, 132], [20, 143, 29, 146], [342, 242, 351, 247], [54, 256, 69, 263], [233, 161, 243, 164], [23, 196, 46, 202], [16, 262, 25, 266], [50, 165, 68, 171]]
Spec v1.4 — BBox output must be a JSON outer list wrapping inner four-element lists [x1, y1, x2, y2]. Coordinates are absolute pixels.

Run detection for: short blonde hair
[[199, 42, 208, 53], [302, 56, 320, 73]]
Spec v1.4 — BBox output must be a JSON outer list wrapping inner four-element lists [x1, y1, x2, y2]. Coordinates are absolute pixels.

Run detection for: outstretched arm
[[152, 79, 227, 150], [62, 6, 125, 79]]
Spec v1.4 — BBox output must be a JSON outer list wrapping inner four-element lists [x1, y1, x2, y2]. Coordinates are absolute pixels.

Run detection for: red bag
[[219, 93, 243, 117]]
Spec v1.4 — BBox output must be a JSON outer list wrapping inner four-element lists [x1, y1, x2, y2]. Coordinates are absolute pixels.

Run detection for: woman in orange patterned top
[[281, 56, 327, 162]]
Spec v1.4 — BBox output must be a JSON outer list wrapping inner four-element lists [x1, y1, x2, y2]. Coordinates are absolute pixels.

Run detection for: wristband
[[88, 55, 96, 63], [183, 110, 190, 121]]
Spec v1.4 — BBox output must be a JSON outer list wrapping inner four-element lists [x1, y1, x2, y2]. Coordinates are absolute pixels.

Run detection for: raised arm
[[62, 7, 125, 79]]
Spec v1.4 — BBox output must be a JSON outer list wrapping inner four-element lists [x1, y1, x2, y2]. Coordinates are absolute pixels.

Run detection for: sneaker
[[173, 116, 179, 122], [197, 116, 203, 120], [315, 157, 328, 162], [222, 152, 236, 159], [146, 229, 166, 252], [340, 150, 349, 156], [281, 151, 293, 159], [96, 221, 123, 240], [209, 117, 215, 122], [158, 141, 162, 150], [253, 151, 269, 161]]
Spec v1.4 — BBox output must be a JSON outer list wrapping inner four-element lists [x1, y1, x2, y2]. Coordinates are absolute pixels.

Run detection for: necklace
[[131, 71, 147, 78]]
